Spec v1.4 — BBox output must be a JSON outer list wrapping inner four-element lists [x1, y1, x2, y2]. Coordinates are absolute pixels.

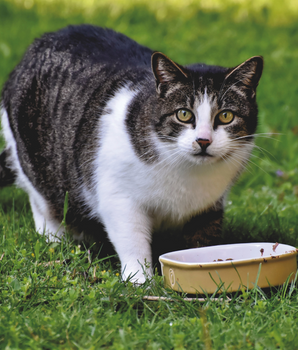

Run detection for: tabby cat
[[0, 25, 263, 283]]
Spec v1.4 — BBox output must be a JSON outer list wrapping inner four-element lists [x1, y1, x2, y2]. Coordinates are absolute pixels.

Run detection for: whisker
[[224, 152, 254, 174], [231, 133, 281, 142], [226, 137, 276, 160], [225, 145, 266, 164], [219, 152, 254, 174], [151, 149, 183, 172], [231, 151, 269, 175], [252, 145, 276, 160]]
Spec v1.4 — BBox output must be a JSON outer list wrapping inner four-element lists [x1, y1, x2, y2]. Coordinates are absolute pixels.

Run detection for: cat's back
[[39, 25, 152, 66], [10, 25, 152, 77], [3, 25, 154, 123]]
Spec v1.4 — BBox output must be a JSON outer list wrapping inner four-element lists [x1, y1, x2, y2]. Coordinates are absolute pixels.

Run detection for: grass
[[1, 0, 298, 348]]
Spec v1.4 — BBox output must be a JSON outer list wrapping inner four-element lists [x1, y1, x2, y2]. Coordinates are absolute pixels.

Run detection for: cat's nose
[[196, 138, 211, 152]]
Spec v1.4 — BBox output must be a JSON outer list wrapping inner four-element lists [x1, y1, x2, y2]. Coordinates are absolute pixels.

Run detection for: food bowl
[[159, 243, 298, 294]]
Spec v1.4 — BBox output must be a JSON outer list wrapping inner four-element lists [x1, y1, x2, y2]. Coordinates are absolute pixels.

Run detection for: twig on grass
[[121, 295, 231, 302]]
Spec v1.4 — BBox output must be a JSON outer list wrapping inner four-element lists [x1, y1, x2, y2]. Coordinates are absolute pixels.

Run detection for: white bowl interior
[[161, 242, 296, 265]]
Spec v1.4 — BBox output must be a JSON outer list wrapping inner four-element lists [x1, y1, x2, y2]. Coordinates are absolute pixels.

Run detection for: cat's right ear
[[225, 56, 264, 91], [151, 52, 188, 94]]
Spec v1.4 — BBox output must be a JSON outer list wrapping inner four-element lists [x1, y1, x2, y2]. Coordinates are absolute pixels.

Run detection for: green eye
[[218, 111, 234, 124], [176, 109, 193, 123]]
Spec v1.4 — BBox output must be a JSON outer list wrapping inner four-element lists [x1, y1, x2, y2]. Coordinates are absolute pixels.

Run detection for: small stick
[[40, 260, 62, 267], [120, 294, 231, 302]]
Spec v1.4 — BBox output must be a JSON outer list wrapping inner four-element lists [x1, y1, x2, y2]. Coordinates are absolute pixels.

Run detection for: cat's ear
[[151, 52, 188, 93], [224, 56, 264, 91]]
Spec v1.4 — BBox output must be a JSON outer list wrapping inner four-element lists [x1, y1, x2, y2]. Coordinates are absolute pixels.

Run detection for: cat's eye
[[176, 109, 193, 123], [218, 111, 234, 124]]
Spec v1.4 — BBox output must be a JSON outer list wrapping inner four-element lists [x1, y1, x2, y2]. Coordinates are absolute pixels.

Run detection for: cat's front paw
[[121, 262, 152, 285]]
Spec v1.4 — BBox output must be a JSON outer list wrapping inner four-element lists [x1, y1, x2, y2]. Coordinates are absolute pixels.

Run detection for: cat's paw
[[121, 264, 152, 285]]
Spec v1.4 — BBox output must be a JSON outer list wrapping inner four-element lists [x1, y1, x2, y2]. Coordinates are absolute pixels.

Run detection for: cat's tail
[[0, 149, 16, 187]]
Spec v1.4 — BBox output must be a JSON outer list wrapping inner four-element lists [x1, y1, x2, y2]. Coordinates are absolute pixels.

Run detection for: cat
[[0, 24, 263, 283]]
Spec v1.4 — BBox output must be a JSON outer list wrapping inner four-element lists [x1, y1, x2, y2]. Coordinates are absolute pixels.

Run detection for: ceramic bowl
[[159, 242, 298, 294]]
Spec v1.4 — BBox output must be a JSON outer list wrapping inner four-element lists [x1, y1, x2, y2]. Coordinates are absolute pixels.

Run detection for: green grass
[[1, 0, 298, 348]]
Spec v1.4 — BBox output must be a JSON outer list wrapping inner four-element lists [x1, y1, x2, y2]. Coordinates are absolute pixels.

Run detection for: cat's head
[[151, 52, 263, 167]]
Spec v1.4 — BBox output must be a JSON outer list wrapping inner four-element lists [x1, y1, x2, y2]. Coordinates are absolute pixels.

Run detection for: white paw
[[121, 262, 153, 284]]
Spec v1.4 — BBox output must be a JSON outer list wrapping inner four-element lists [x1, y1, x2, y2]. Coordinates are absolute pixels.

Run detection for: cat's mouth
[[193, 151, 213, 157]]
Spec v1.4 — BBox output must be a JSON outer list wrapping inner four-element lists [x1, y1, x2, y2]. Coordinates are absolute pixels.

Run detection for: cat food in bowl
[[159, 243, 298, 294]]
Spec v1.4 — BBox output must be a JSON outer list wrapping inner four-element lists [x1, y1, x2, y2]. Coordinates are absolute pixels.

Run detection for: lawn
[[1, 0, 298, 348]]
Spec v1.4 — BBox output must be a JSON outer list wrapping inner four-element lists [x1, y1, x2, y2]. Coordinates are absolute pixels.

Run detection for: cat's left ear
[[224, 56, 264, 92], [151, 52, 188, 94]]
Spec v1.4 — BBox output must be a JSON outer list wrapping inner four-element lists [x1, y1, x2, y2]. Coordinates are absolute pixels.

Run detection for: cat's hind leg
[[29, 194, 64, 242], [0, 149, 16, 187], [1, 108, 63, 242]]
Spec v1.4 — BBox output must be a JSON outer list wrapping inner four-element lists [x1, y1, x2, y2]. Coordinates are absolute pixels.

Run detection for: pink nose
[[196, 138, 211, 151]]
